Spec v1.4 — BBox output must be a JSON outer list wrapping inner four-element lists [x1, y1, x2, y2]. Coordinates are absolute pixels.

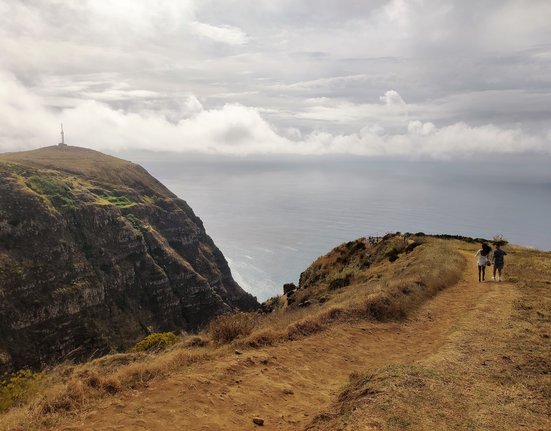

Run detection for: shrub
[[40, 379, 86, 414], [287, 318, 324, 340], [185, 336, 209, 348], [363, 293, 394, 320], [208, 312, 257, 344], [386, 247, 400, 262], [242, 330, 278, 348], [125, 213, 148, 233], [405, 241, 422, 253], [0, 369, 44, 411], [259, 295, 285, 313], [329, 277, 350, 291], [319, 306, 347, 323], [132, 332, 178, 352]]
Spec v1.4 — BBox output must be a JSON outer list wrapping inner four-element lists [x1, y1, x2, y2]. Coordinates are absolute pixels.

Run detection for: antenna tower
[[58, 123, 67, 146]]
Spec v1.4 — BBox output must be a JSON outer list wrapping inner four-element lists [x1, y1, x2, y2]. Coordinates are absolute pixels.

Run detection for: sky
[[0, 0, 550, 158]]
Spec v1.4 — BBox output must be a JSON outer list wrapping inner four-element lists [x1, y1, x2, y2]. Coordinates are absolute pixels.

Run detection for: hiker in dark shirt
[[492, 243, 507, 282]]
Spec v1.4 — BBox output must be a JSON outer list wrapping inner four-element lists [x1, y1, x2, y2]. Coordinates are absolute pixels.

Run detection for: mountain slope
[[0, 146, 258, 372], [4, 238, 546, 431], [0, 146, 169, 196], [0, 236, 548, 430]]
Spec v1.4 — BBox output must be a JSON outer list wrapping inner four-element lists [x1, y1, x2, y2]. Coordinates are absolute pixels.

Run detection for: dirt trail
[[60, 253, 518, 431]]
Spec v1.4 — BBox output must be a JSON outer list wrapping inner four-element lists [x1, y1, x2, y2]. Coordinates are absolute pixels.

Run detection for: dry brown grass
[[235, 238, 464, 350], [306, 244, 551, 431], [310, 238, 463, 313], [208, 312, 258, 344], [235, 306, 316, 348], [286, 318, 325, 340], [0, 342, 217, 431], [0, 237, 468, 430]]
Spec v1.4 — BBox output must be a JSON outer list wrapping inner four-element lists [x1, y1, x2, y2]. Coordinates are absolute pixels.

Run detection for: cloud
[[275, 75, 369, 91], [407, 120, 435, 135], [295, 90, 409, 129], [190, 21, 249, 45], [380, 90, 406, 107], [0, 71, 55, 150], [383, 0, 412, 28], [0, 71, 548, 158], [0, 1, 550, 160]]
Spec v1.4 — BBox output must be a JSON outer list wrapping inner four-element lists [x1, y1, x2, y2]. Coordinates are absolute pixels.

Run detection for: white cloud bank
[[190, 21, 249, 46], [0, 71, 549, 158]]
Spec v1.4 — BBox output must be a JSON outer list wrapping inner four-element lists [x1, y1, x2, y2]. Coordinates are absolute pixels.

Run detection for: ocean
[[134, 154, 551, 301]]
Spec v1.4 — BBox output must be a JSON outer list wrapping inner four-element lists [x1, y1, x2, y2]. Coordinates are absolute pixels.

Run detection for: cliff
[[0, 146, 258, 372]]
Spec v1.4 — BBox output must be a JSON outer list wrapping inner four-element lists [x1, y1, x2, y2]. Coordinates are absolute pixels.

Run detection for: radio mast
[[58, 123, 67, 147]]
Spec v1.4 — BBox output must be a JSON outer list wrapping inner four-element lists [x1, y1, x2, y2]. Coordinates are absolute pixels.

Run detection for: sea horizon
[[132, 153, 551, 301]]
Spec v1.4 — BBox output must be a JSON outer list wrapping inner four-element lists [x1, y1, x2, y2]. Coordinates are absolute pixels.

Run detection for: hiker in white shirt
[[475, 243, 492, 282]]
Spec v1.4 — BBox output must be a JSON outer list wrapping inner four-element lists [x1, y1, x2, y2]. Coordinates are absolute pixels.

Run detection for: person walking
[[475, 243, 492, 282], [492, 243, 507, 282]]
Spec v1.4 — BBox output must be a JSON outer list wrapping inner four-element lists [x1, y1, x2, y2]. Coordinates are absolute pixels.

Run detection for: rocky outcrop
[[0, 146, 257, 372], [282, 283, 297, 295]]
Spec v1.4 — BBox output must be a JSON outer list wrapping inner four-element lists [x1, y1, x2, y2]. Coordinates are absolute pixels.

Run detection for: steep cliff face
[[0, 146, 257, 372]]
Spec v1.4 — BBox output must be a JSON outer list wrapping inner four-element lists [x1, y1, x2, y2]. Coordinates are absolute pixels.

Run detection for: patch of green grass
[[124, 213, 148, 233], [26, 175, 76, 209], [141, 195, 157, 205], [0, 162, 30, 176], [0, 370, 44, 412], [131, 333, 179, 353], [102, 194, 135, 208]]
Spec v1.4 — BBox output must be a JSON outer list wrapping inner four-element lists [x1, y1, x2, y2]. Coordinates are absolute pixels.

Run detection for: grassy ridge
[[0, 236, 466, 430], [306, 244, 551, 431], [0, 160, 154, 214], [230, 237, 464, 348], [0, 146, 172, 197]]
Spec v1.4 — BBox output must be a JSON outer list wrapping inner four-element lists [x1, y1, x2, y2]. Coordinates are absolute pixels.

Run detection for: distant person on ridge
[[492, 243, 507, 282], [475, 243, 492, 282]]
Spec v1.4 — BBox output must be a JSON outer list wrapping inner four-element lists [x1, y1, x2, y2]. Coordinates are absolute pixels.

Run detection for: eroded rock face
[[0, 146, 257, 372]]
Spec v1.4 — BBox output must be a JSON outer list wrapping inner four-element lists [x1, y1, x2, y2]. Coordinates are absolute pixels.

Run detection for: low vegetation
[[124, 213, 148, 232], [1, 146, 173, 197], [0, 234, 519, 431], [306, 243, 551, 431], [0, 347, 215, 430], [208, 313, 258, 344], [0, 160, 151, 219], [0, 370, 44, 412], [131, 332, 179, 352], [221, 235, 464, 350], [101, 194, 135, 208], [25, 175, 77, 210]]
